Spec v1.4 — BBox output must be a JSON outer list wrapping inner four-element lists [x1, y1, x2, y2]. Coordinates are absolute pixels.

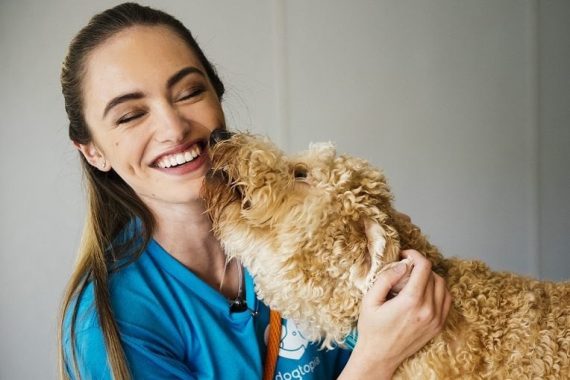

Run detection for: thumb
[[363, 261, 409, 307]]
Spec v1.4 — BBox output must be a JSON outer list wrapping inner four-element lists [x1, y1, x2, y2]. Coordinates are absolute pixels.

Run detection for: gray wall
[[1, 1, 568, 378], [538, 0, 570, 281]]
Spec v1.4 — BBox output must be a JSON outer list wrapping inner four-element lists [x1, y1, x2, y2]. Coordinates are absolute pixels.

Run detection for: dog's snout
[[209, 129, 234, 147]]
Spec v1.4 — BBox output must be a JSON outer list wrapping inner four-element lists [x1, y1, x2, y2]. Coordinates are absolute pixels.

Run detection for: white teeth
[[156, 144, 202, 169]]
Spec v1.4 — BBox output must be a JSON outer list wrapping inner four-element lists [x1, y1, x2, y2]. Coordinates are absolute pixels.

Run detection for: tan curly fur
[[201, 132, 570, 379]]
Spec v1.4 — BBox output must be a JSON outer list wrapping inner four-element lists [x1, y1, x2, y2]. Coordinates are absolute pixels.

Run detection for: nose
[[154, 102, 188, 143], [209, 129, 233, 147]]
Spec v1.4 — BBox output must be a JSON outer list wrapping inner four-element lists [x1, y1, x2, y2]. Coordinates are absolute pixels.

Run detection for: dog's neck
[[389, 209, 445, 269]]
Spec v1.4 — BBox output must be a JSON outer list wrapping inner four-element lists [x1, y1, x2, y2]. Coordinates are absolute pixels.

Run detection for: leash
[[262, 309, 282, 380]]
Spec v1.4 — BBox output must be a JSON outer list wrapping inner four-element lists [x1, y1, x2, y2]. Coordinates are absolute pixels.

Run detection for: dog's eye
[[293, 165, 308, 180]]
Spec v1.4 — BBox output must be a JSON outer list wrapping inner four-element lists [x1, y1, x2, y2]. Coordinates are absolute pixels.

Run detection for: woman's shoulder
[[63, 241, 167, 332], [61, 247, 197, 379], [62, 243, 193, 372], [63, 236, 220, 343], [62, 254, 150, 340]]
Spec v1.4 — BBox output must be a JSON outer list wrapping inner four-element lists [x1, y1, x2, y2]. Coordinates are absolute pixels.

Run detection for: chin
[[165, 190, 205, 206], [139, 187, 205, 210]]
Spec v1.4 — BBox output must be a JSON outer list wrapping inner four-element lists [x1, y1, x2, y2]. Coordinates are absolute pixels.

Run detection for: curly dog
[[201, 131, 569, 379]]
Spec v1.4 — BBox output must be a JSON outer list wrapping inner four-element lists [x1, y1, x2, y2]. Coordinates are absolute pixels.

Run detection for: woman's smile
[[152, 139, 209, 175]]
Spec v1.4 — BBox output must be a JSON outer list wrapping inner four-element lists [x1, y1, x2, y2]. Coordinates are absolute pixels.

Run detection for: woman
[[59, 3, 451, 379]]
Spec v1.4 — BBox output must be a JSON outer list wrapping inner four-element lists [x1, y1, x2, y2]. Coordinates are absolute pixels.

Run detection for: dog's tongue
[[209, 129, 234, 147]]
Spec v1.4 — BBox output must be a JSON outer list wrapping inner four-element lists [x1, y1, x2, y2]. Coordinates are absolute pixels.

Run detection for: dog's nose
[[209, 129, 234, 147]]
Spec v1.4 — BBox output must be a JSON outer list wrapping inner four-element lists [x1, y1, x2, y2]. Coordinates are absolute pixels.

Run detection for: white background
[[1, 1, 568, 378]]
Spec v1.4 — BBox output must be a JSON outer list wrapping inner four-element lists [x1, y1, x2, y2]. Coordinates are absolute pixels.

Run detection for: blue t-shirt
[[63, 239, 350, 379]]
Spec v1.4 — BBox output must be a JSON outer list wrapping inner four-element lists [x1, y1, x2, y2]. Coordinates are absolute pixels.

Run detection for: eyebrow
[[102, 66, 206, 119]]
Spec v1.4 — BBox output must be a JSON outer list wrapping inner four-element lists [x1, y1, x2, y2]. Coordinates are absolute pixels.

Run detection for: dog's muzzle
[[209, 129, 234, 147]]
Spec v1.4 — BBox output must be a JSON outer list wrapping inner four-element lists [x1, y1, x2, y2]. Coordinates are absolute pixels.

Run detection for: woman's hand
[[339, 250, 452, 380]]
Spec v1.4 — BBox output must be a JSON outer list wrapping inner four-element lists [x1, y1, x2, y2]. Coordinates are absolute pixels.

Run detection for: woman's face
[[78, 25, 225, 208]]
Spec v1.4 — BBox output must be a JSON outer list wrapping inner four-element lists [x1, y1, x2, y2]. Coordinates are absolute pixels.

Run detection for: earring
[[99, 159, 109, 171]]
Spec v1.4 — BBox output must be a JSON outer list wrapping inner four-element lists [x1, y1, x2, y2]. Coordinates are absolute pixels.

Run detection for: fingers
[[388, 267, 412, 296], [399, 250, 451, 331], [400, 250, 432, 298], [427, 273, 452, 332], [432, 273, 445, 316], [367, 249, 451, 332], [441, 286, 453, 324], [422, 270, 436, 307], [364, 260, 409, 307]]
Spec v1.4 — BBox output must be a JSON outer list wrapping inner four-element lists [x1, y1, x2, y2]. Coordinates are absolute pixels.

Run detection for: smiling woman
[[59, 3, 449, 380], [77, 25, 224, 206], [59, 4, 230, 379]]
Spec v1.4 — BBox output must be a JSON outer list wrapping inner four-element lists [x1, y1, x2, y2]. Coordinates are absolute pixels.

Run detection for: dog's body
[[202, 132, 570, 379]]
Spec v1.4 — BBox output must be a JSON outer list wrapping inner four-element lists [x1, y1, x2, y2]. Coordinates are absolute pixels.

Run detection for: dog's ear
[[351, 218, 400, 293]]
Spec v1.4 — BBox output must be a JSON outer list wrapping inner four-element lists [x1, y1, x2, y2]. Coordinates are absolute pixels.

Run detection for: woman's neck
[[147, 198, 240, 299]]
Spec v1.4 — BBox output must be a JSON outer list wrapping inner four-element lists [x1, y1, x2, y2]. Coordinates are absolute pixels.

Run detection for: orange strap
[[263, 310, 282, 380]]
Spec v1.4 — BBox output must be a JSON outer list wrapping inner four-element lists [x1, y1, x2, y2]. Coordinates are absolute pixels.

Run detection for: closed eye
[[176, 86, 205, 102], [116, 112, 145, 125]]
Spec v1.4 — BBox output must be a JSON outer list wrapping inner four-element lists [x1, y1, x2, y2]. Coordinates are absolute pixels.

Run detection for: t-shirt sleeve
[[64, 325, 197, 380]]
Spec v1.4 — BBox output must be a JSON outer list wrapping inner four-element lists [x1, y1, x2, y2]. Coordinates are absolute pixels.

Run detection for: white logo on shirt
[[278, 319, 309, 360]]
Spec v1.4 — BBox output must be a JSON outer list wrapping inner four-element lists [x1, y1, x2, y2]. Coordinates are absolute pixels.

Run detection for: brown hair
[[58, 3, 225, 379]]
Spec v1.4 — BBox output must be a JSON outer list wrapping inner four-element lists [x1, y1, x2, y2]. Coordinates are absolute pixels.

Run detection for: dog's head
[[201, 131, 401, 293]]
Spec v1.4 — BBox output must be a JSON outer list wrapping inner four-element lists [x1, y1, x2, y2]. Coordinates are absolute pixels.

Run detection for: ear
[[73, 141, 111, 172], [351, 218, 400, 293]]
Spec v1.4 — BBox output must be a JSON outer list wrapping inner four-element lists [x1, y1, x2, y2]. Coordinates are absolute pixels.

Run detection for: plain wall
[[0, 1, 568, 378], [538, 0, 570, 281]]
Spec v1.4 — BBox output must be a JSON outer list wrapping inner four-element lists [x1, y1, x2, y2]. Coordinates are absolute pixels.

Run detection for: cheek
[[113, 141, 136, 175], [107, 134, 147, 176], [191, 99, 225, 131]]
